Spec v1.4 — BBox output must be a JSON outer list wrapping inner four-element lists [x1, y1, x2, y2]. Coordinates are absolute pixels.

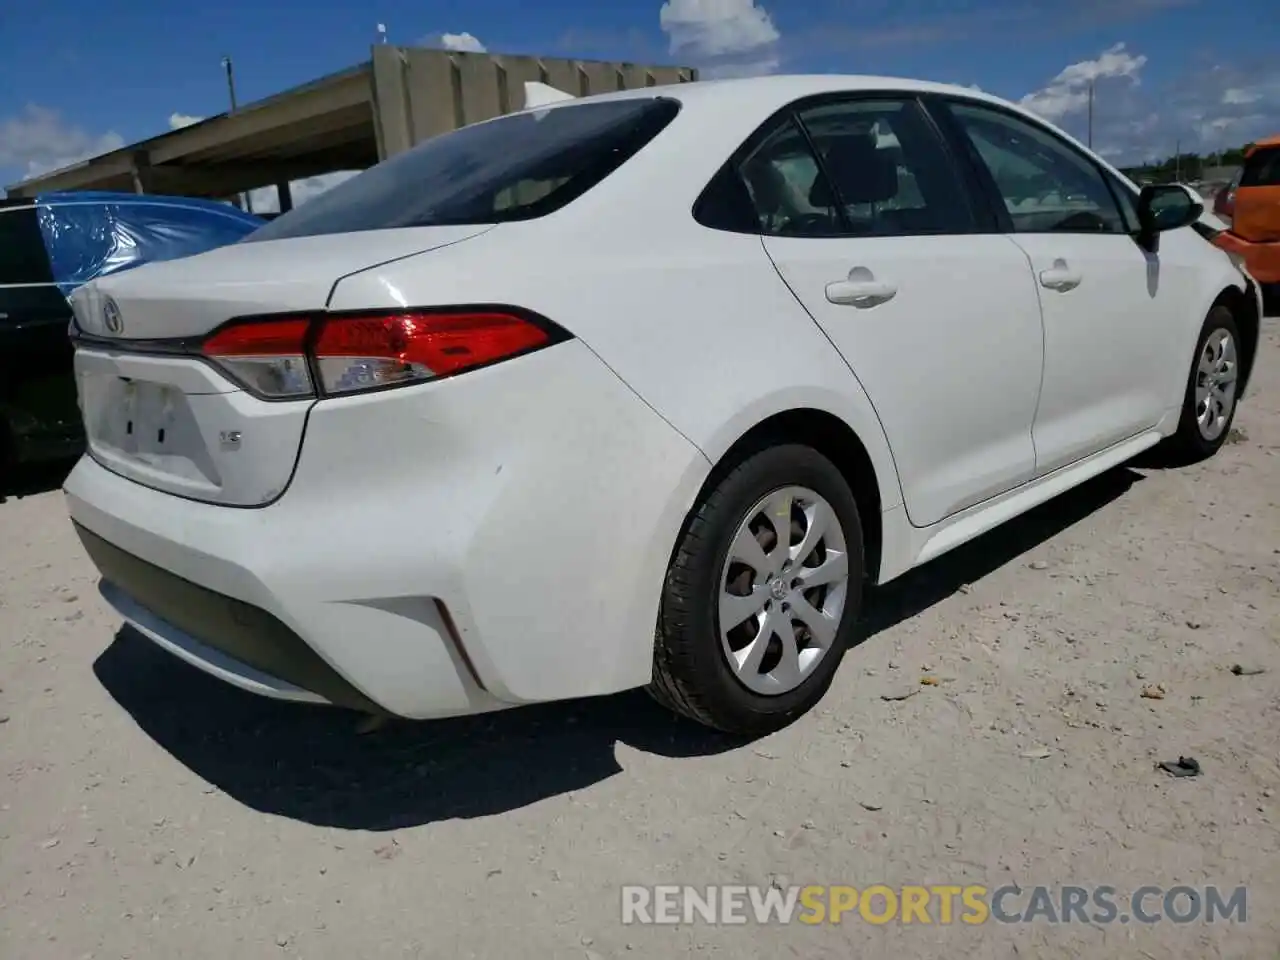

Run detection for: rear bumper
[[1214, 231, 1280, 284], [79, 524, 381, 712], [64, 340, 709, 718]]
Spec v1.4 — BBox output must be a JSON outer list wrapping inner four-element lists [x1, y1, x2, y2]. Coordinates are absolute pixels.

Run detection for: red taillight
[[312, 312, 551, 395], [200, 309, 560, 399], [202, 318, 311, 357]]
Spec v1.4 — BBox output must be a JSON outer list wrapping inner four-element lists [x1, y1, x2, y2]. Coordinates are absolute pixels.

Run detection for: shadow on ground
[[93, 466, 1144, 831], [0, 460, 74, 504]]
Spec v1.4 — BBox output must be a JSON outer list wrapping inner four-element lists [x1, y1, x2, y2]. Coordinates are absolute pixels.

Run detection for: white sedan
[[64, 75, 1263, 736]]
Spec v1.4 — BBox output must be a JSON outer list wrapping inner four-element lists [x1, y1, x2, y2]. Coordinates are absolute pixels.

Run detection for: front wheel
[[647, 444, 864, 736], [1162, 305, 1242, 462]]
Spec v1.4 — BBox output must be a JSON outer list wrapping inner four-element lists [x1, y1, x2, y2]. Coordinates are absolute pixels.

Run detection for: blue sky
[[2, 0, 1278, 193]]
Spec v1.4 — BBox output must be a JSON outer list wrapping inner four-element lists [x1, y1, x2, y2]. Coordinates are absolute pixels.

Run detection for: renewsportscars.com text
[[621, 884, 1248, 926]]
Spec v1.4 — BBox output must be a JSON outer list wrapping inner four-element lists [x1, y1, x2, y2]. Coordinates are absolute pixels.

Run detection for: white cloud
[[1020, 42, 1146, 121], [248, 170, 360, 214], [168, 113, 203, 130], [1222, 88, 1261, 106], [659, 0, 780, 78], [0, 104, 124, 181], [1197, 113, 1266, 144], [1019, 48, 1280, 164], [440, 31, 486, 53]]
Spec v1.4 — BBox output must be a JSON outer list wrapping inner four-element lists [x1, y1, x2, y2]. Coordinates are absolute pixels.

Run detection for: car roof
[[1248, 134, 1280, 152], [532, 73, 1007, 116]]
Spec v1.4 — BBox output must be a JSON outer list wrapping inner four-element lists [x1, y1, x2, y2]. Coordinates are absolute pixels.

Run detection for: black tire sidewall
[[1175, 306, 1241, 459], [663, 444, 864, 728]]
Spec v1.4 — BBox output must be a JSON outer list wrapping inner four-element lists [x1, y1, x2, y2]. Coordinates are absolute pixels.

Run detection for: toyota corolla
[[64, 75, 1262, 735]]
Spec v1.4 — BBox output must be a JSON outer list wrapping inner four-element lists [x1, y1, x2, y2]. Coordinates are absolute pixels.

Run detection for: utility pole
[[222, 55, 253, 213], [1087, 79, 1094, 149]]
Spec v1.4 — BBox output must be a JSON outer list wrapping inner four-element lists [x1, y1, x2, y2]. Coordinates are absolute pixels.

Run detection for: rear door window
[[1240, 146, 1280, 187], [794, 98, 975, 236], [246, 98, 681, 241], [708, 97, 974, 238], [0, 206, 55, 285]]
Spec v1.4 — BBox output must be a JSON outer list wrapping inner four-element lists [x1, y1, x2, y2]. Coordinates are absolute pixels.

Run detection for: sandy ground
[[2, 322, 1278, 960]]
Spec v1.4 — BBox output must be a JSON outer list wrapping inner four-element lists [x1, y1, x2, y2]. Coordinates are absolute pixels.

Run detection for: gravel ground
[[2, 321, 1278, 960]]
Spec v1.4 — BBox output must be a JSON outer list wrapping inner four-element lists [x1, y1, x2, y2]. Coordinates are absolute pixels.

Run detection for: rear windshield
[[246, 97, 680, 241], [1240, 146, 1280, 188]]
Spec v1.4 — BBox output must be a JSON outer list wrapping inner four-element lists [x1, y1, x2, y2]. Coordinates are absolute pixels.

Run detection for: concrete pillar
[[276, 181, 293, 212], [405, 49, 461, 145], [371, 44, 413, 160], [129, 152, 152, 194]]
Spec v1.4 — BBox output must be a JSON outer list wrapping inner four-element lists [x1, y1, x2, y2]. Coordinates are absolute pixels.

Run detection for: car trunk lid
[[69, 227, 492, 339], [68, 225, 493, 506]]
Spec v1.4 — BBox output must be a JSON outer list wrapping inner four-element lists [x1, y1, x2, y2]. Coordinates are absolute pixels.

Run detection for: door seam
[[1000, 233, 1049, 471], [755, 234, 910, 513]]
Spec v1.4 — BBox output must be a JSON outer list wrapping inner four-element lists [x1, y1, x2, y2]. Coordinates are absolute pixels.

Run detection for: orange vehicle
[[1214, 135, 1280, 293]]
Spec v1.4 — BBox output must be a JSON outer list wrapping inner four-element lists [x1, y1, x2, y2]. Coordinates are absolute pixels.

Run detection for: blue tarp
[[34, 191, 264, 295]]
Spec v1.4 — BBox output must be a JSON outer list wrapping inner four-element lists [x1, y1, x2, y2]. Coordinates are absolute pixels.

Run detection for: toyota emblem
[[103, 297, 123, 335]]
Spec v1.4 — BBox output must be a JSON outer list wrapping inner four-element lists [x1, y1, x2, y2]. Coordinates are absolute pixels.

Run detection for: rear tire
[[648, 444, 864, 736], [1162, 305, 1242, 463]]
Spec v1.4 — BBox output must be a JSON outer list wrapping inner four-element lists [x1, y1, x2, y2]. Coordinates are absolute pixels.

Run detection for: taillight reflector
[[202, 318, 313, 399], [200, 309, 560, 399]]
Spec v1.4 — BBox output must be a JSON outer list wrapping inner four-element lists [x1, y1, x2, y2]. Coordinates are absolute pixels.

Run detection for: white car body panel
[[1012, 232, 1175, 473], [68, 225, 494, 340], [761, 234, 1044, 527], [64, 226, 497, 505], [66, 339, 710, 714], [1010, 228, 1245, 476], [61, 74, 1257, 719], [331, 222, 907, 519], [74, 347, 313, 505]]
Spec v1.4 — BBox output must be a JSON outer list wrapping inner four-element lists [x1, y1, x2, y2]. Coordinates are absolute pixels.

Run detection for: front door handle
[[826, 267, 898, 308], [1038, 259, 1082, 292]]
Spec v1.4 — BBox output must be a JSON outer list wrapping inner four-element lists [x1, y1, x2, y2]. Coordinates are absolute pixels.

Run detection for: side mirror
[[1136, 184, 1203, 252]]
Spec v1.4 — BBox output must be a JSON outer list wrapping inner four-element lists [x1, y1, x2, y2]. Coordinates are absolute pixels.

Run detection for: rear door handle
[[1038, 259, 1082, 292], [826, 268, 898, 308]]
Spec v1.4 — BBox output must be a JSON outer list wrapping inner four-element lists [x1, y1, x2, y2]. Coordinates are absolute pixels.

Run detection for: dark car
[[0, 192, 263, 474]]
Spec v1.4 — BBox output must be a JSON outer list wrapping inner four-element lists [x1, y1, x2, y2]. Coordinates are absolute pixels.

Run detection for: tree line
[[1119, 144, 1253, 183]]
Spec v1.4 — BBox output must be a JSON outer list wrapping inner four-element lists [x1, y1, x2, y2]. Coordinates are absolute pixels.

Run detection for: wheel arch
[[694, 407, 892, 584], [1212, 282, 1261, 399]]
